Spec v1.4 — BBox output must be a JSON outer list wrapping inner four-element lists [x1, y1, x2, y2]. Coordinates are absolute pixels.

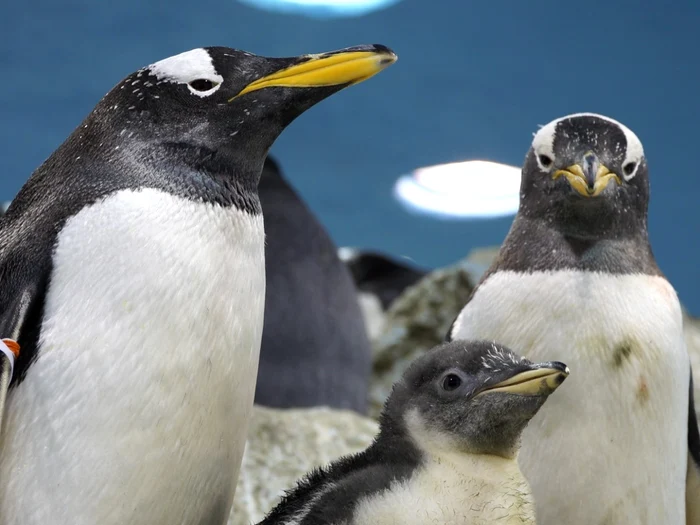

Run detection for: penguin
[[0, 44, 396, 525], [257, 340, 568, 525], [255, 155, 372, 412], [338, 248, 428, 339], [448, 113, 700, 524]]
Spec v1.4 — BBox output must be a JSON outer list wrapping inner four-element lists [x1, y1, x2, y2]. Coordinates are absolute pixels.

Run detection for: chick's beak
[[553, 151, 621, 197], [480, 361, 570, 396]]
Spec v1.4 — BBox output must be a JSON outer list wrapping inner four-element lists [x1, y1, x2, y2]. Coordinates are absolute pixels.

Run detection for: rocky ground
[[229, 246, 700, 524]]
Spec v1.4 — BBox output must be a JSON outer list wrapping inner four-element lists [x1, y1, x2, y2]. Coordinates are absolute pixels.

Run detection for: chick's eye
[[189, 79, 218, 92], [538, 154, 553, 168], [442, 374, 462, 391], [623, 162, 637, 176]]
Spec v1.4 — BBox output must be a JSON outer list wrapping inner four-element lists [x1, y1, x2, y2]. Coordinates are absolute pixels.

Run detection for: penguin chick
[[257, 340, 569, 525]]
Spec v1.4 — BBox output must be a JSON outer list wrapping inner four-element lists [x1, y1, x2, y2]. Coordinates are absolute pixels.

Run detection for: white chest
[[0, 189, 266, 525], [350, 452, 534, 525], [452, 270, 689, 524]]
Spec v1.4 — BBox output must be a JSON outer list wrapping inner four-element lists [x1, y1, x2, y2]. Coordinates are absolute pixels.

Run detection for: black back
[[255, 156, 372, 412]]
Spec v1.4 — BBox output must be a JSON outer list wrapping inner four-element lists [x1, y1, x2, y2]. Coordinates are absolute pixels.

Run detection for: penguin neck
[[494, 215, 660, 276], [138, 141, 264, 213], [401, 408, 523, 482]]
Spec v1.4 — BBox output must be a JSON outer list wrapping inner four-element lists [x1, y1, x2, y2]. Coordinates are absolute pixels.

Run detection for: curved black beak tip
[[365, 44, 395, 55], [543, 361, 569, 386]]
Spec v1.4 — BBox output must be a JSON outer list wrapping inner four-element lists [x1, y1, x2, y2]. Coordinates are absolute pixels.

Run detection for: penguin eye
[[442, 374, 462, 391], [188, 79, 220, 92], [623, 162, 637, 176], [538, 154, 553, 168]]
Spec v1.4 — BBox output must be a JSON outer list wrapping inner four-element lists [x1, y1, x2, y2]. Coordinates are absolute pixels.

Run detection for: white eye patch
[[147, 48, 224, 98], [530, 113, 645, 179], [531, 118, 558, 172]]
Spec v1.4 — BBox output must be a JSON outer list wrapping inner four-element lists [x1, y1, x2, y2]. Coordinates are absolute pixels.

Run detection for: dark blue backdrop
[[2, 0, 698, 312]]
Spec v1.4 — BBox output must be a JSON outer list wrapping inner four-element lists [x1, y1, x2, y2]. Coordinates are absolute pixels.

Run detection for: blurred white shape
[[237, 0, 402, 18], [393, 160, 521, 220]]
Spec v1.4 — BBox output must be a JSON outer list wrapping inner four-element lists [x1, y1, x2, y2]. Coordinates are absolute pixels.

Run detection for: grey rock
[[229, 405, 378, 525]]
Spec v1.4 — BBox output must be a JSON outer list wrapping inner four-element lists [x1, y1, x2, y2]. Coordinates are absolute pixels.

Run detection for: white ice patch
[[237, 0, 402, 18], [147, 48, 223, 98], [393, 160, 521, 220]]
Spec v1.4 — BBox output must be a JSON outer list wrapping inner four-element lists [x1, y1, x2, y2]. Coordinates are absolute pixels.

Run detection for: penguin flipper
[[0, 266, 48, 385], [687, 366, 700, 523]]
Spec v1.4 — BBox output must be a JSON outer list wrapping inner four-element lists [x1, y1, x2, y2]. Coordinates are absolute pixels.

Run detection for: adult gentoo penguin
[[257, 340, 569, 525], [448, 113, 700, 524], [0, 44, 397, 525], [256, 155, 372, 412]]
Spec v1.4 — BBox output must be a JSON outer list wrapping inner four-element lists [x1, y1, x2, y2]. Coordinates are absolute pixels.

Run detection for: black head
[[82, 45, 396, 196], [520, 113, 647, 240], [381, 340, 568, 459]]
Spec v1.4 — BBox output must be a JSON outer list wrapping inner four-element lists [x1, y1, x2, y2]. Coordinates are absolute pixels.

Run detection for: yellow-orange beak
[[231, 45, 397, 101], [553, 152, 621, 197]]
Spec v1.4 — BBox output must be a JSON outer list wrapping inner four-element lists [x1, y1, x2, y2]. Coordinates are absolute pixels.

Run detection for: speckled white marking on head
[[531, 113, 645, 179], [147, 48, 224, 98], [480, 343, 524, 373]]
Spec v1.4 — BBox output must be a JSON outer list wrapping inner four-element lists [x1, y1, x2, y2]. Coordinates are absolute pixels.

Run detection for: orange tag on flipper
[[0, 339, 19, 378], [1, 339, 19, 359]]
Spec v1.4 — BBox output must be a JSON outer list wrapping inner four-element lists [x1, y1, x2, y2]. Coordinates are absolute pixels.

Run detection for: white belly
[[350, 452, 534, 525], [0, 189, 266, 525], [452, 270, 689, 525]]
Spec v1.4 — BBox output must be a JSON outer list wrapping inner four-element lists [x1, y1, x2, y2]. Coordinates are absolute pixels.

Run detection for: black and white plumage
[[0, 44, 396, 524], [257, 340, 568, 525], [448, 113, 700, 524], [255, 155, 372, 412]]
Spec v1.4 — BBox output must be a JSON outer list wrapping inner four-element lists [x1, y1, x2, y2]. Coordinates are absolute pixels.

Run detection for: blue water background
[[1, 0, 698, 312]]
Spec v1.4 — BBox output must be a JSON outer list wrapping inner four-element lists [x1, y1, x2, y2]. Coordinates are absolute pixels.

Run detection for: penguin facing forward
[[0, 44, 396, 525], [448, 113, 700, 524], [257, 340, 569, 525], [256, 155, 372, 412]]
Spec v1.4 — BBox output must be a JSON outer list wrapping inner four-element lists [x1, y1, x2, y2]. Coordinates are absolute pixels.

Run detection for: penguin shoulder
[[258, 442, 416, 525]]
